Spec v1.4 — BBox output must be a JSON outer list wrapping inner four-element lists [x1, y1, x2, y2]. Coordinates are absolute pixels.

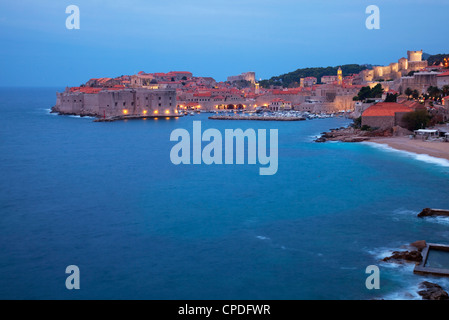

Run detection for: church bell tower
[[337, 67, 343, 85]]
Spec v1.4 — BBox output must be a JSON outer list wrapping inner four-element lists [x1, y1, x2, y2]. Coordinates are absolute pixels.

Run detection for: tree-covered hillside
[[259, 64, 368, 88], [426, 53, 449, 66]]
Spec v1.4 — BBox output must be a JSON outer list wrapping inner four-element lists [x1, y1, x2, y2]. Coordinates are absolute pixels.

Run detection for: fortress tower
[[398, 57, 409, 71], [407, 50, 423, 62]]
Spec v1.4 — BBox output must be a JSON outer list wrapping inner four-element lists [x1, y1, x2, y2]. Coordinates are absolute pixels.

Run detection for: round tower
[[407, 50, 423, 62]]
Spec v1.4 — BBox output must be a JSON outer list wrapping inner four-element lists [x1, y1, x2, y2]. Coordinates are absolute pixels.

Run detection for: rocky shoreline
[[418, 281, 449, 300], [379, 205, 449, 300], [50, 108, 98, 118], [382, 240, 426, 264], [418, 208, 449, 218], [381, 240, 449, 300], [314, 126, 394, 143]]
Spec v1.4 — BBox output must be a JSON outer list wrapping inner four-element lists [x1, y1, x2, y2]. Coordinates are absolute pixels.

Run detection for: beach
[[370, 136, 449, 161]]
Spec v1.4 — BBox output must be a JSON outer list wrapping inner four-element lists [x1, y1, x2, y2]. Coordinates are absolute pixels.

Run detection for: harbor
[[207, 110, 346, 121]]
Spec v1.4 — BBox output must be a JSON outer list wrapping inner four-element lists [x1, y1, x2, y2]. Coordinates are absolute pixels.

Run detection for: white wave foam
[[422, 216, 449, 226], [41, 108, 57, 115], [68, 115, 95, 119], [363, 142, 449, 168], [256, 236, 270, 241], [382, 284, 422, 300], [366, 247, 419, 271], [367, 245, 449, 300], [366, 247, 395, 261], [392, 209, 449, 226], [393, 209, 419, 216], [383, 276, 449, 300]]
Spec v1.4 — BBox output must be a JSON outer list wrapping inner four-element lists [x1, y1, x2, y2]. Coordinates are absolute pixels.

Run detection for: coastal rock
[[317, 126, 373, 143], [392, 126, 412, 137], [314, 137, 327, 143], [340, 137, 371, 143], [418, 208, 449, 218], [418, 281, 449, 300], [382, 250, 422, 263], [410, 240, 427, 252]]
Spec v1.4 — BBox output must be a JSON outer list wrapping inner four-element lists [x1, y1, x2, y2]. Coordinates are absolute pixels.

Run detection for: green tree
[[427, 86, 441, 98], [405, 87, 413, 98], [384, 93, 398, 102], [442, 85, 449, 97], [355, 83, 384, 101], [356, 86, 372, 101], [371, 84, 384, 98], [402, 110, 431, 131], [352, 116, 362, 128]]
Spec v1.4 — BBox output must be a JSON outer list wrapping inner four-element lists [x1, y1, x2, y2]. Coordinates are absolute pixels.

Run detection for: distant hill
[[259, 64, 368, 88], [422, 52, 431, 60]]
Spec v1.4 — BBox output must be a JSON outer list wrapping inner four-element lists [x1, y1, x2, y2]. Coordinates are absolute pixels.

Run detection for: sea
[[1, 87, 449, 300]]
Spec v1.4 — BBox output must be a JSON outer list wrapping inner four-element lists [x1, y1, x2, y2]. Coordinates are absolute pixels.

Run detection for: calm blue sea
[[1, 87, 449, 300]]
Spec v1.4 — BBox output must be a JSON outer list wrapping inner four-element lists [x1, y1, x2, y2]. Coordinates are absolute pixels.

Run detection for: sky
[[0, 0, 448, 87]]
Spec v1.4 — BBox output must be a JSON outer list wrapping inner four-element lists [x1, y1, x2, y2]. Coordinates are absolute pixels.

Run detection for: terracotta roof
[[169, 71, 192, 74], [437, 71, 449, 77], [70, 87, 102, 94], [401, 100, 422, 110], [193, 92, 211, 97], [362, 102, 412, 117]]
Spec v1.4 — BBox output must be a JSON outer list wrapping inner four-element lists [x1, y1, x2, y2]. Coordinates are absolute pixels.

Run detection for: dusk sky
[[1, 0, 448, 87]]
